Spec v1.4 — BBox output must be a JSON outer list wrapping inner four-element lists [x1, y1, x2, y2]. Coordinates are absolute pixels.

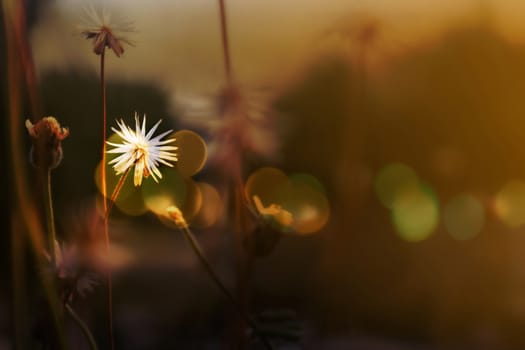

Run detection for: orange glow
[[141, 168, 186, 210], [191, 182, 224, 228], [244, 167, 288, 205], [494, 180, 525, 228]]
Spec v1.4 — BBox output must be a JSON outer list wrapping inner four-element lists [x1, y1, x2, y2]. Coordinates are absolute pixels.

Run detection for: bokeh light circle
[[142, 169, 187, 215], [494, 180, 525, 228], [245, 167, 288, 204], [444, 194, 484, 241], [245, 168, 330, 235], [288, 173, 326, 194], [375, 163, 419, 208], [391, 184, 439, 242], [191, 182, 224, 228], [278, 180, 330, 235], [173, 129, 207, 177], [180, 179, 203, 222]]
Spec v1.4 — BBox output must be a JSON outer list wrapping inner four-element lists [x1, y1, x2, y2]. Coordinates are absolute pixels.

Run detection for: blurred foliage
[[311, 25, 525, 347]]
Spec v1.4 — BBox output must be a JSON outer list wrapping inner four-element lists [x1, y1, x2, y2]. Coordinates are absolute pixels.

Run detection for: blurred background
[[6, 0, 525, 349]]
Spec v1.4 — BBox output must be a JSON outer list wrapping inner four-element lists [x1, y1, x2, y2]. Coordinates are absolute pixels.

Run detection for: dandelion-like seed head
[[107, 113, 178, 186], [26, 117, 69, 169], [80, 4, 134, 57]]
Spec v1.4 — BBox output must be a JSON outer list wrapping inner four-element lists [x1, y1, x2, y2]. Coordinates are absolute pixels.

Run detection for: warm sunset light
[[8, 0, 525, 349]]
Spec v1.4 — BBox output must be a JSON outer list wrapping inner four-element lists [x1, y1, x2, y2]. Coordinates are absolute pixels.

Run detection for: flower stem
[[218, 0, 232, 83], [43, 168, 56, 265], [40, 168, 68, 350], [65, 304, 99, 350], [100, 48, 115, 350], [217, 2, 253, 347], [232, 180, 253, 349], [100, 51, 108, 214], [105, 168, 131, 220], [179, 226, 275, 350]]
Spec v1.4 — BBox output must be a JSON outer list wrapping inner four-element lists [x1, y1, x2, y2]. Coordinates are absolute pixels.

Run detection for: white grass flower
[[107, 113, 178, 186]]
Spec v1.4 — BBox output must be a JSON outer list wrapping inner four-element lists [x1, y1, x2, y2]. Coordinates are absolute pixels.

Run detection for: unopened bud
[[26, 117, 69, 169], [166, 206, 188, 228]]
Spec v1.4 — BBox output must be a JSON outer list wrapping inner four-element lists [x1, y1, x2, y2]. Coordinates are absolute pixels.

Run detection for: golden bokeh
[[190, 182, 224, 229], [244, 167, 288, 205], [288, 173, 326, 194], [114, 185, 149, 216], [494, 180, 525, 228], [179, 178, 203, 222], [280, 178, 330, 235], [246, 168, 330, 235], [142, 168, 187, 215], [173, 129, 207, 177]]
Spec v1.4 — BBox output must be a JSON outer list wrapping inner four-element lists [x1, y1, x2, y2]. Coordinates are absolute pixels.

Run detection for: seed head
[[80, 5, 133, 57]]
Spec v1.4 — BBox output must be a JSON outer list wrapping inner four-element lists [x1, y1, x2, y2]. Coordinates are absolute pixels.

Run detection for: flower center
[[133, 146, 145, 161], [133, 145, 150, 178]]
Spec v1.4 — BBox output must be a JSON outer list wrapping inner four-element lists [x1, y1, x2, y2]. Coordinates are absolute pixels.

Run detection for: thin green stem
[[179, 226, 275, 350], [100, 48, 115, 350], [65, 304, 99, 350]]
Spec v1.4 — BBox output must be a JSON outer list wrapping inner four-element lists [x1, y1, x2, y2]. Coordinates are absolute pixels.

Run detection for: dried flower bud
[[26, 117, 69, 169]]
